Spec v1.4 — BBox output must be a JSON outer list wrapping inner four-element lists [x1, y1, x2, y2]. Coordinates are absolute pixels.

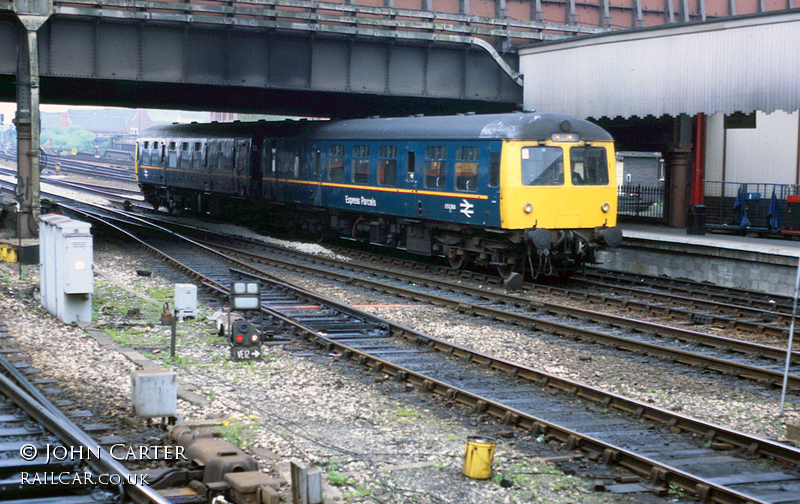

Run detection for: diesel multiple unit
[[136, 112, 622, 278]]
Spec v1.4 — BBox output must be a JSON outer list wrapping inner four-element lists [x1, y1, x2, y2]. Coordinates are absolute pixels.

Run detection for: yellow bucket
[[462, 436, 495, 479], [0, 245, 18, 263]]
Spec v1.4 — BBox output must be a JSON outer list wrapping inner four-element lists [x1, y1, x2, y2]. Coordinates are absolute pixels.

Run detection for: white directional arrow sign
[[460, 199, 474, 218]]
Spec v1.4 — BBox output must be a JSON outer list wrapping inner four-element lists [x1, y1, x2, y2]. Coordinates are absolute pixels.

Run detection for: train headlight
[[524, 203, 533, 214], [601, 202, 611, 213]]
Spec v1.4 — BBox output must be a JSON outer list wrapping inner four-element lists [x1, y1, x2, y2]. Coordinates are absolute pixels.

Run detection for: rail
[[704, 180, 800, 236], [0, 352, 171, 504]]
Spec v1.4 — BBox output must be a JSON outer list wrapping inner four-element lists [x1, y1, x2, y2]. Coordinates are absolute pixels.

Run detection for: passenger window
[[193, 143, 203, 170], [168, 142, 178, 169], [424, 146, 447, 189], [455, 146, 479, 192], [569, 146, 609, 186], [406, 151, 416, 182], [180, 142, 190, 169], [489, 153, 500, 187], [140, 143, 151, 165], [314, 151, 321, 177], [276, 149, 296, 178], [521, 147, 563, 186], [352, 145, 370, 184], [329, 145, 344, 182], [217, 144, 225, 171], [237, 143, 250, 172], [378, 146, 397, 186]]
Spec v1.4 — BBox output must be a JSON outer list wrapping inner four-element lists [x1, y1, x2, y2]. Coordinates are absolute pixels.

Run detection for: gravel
[[1, 226, 798, 504]]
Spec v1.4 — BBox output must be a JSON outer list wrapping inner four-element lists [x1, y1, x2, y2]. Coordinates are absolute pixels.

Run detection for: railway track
[[579, 267, 796, 317], [0, 322, 169, 504], [0, 149, 136, 182], [28, 175, 800, 395], [4, 154, 794, 341], [119, 218, 800, 393], [57, 201, 800, 504], [310, 242, 798, 341]]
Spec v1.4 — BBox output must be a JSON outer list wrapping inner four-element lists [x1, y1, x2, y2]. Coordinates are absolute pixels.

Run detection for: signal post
[[228, 282, 264, 362]]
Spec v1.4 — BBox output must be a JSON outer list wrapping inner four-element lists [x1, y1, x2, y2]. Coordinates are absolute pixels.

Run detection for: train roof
[[140, 112, 613, 142]]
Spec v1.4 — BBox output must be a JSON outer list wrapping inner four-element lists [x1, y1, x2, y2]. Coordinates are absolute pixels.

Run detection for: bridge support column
[[14, 0, 52, 238]]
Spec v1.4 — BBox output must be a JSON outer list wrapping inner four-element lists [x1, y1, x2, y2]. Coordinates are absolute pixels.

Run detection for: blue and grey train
[[136, 112, 622, 278]]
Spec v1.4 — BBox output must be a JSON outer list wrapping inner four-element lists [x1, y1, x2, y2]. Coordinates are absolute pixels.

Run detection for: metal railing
[[617, 184, 666, 222], [703, 180, 800, 234]]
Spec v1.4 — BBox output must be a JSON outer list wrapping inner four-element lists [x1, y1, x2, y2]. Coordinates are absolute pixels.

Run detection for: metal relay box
[[174, 283, 198, 319], [39, 215, 93, 325]]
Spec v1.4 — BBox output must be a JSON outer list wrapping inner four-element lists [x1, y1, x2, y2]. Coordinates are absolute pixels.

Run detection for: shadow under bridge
[[0, 10, 523, 117]]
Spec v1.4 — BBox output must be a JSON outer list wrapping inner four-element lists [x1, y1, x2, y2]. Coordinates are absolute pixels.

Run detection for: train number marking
[[460, 199, 474, 218], [444, 203, 456, 213]]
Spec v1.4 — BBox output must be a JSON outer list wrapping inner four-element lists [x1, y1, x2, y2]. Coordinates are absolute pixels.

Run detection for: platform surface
[[620, 224, 800, 259]]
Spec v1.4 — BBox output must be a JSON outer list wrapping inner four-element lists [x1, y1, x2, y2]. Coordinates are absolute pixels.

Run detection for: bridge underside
[[0, 16, 521, 117]]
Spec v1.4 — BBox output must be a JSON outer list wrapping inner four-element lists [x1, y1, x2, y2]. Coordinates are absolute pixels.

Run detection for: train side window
[[180, 142, 190, 169], [406, 151, 415, 182], [275, 149, 296, 178], [424, 146, 447, 189], [236, 142, 250, 172], [168, 142, 178, 168], [217, 144, 225, 172], [378, 146, 397, 186], [352, 145, 370, 184], [328, 145, 344, 182], [569, 146, 609, 186], [489, 153, 500, 187], [314, 150, 321, 177], [140, 142, 151, 165], [193, 142, 203, 170], [455, 146, 479, 192], [521, 147, 564, 186]]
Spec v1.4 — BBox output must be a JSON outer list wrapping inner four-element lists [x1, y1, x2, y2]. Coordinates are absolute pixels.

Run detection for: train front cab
[[498, 133, 621, 274]]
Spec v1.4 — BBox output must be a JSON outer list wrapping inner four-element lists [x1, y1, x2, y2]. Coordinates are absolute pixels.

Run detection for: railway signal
[[228, 281, 263, 362], [229, 320, 262, 362]]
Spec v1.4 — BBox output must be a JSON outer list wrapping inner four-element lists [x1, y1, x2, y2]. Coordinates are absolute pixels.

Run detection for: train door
[[248, 138, 262, 198], [405, 147, 420, 217], [261, 140, 274, 200], [311, 145, 322, 206], [217, 139, 235, 194], [272, 140, 305, 204], [165, 140, 179, 186], [233, 139, 251, 197]]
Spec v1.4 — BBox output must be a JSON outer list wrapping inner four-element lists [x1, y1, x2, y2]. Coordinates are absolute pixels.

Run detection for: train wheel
[[448, 251, 467, 270], [496, 264, 517, 279]]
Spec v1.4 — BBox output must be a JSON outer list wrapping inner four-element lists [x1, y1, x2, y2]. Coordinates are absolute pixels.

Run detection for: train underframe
[[142, 184, 617, 279]]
